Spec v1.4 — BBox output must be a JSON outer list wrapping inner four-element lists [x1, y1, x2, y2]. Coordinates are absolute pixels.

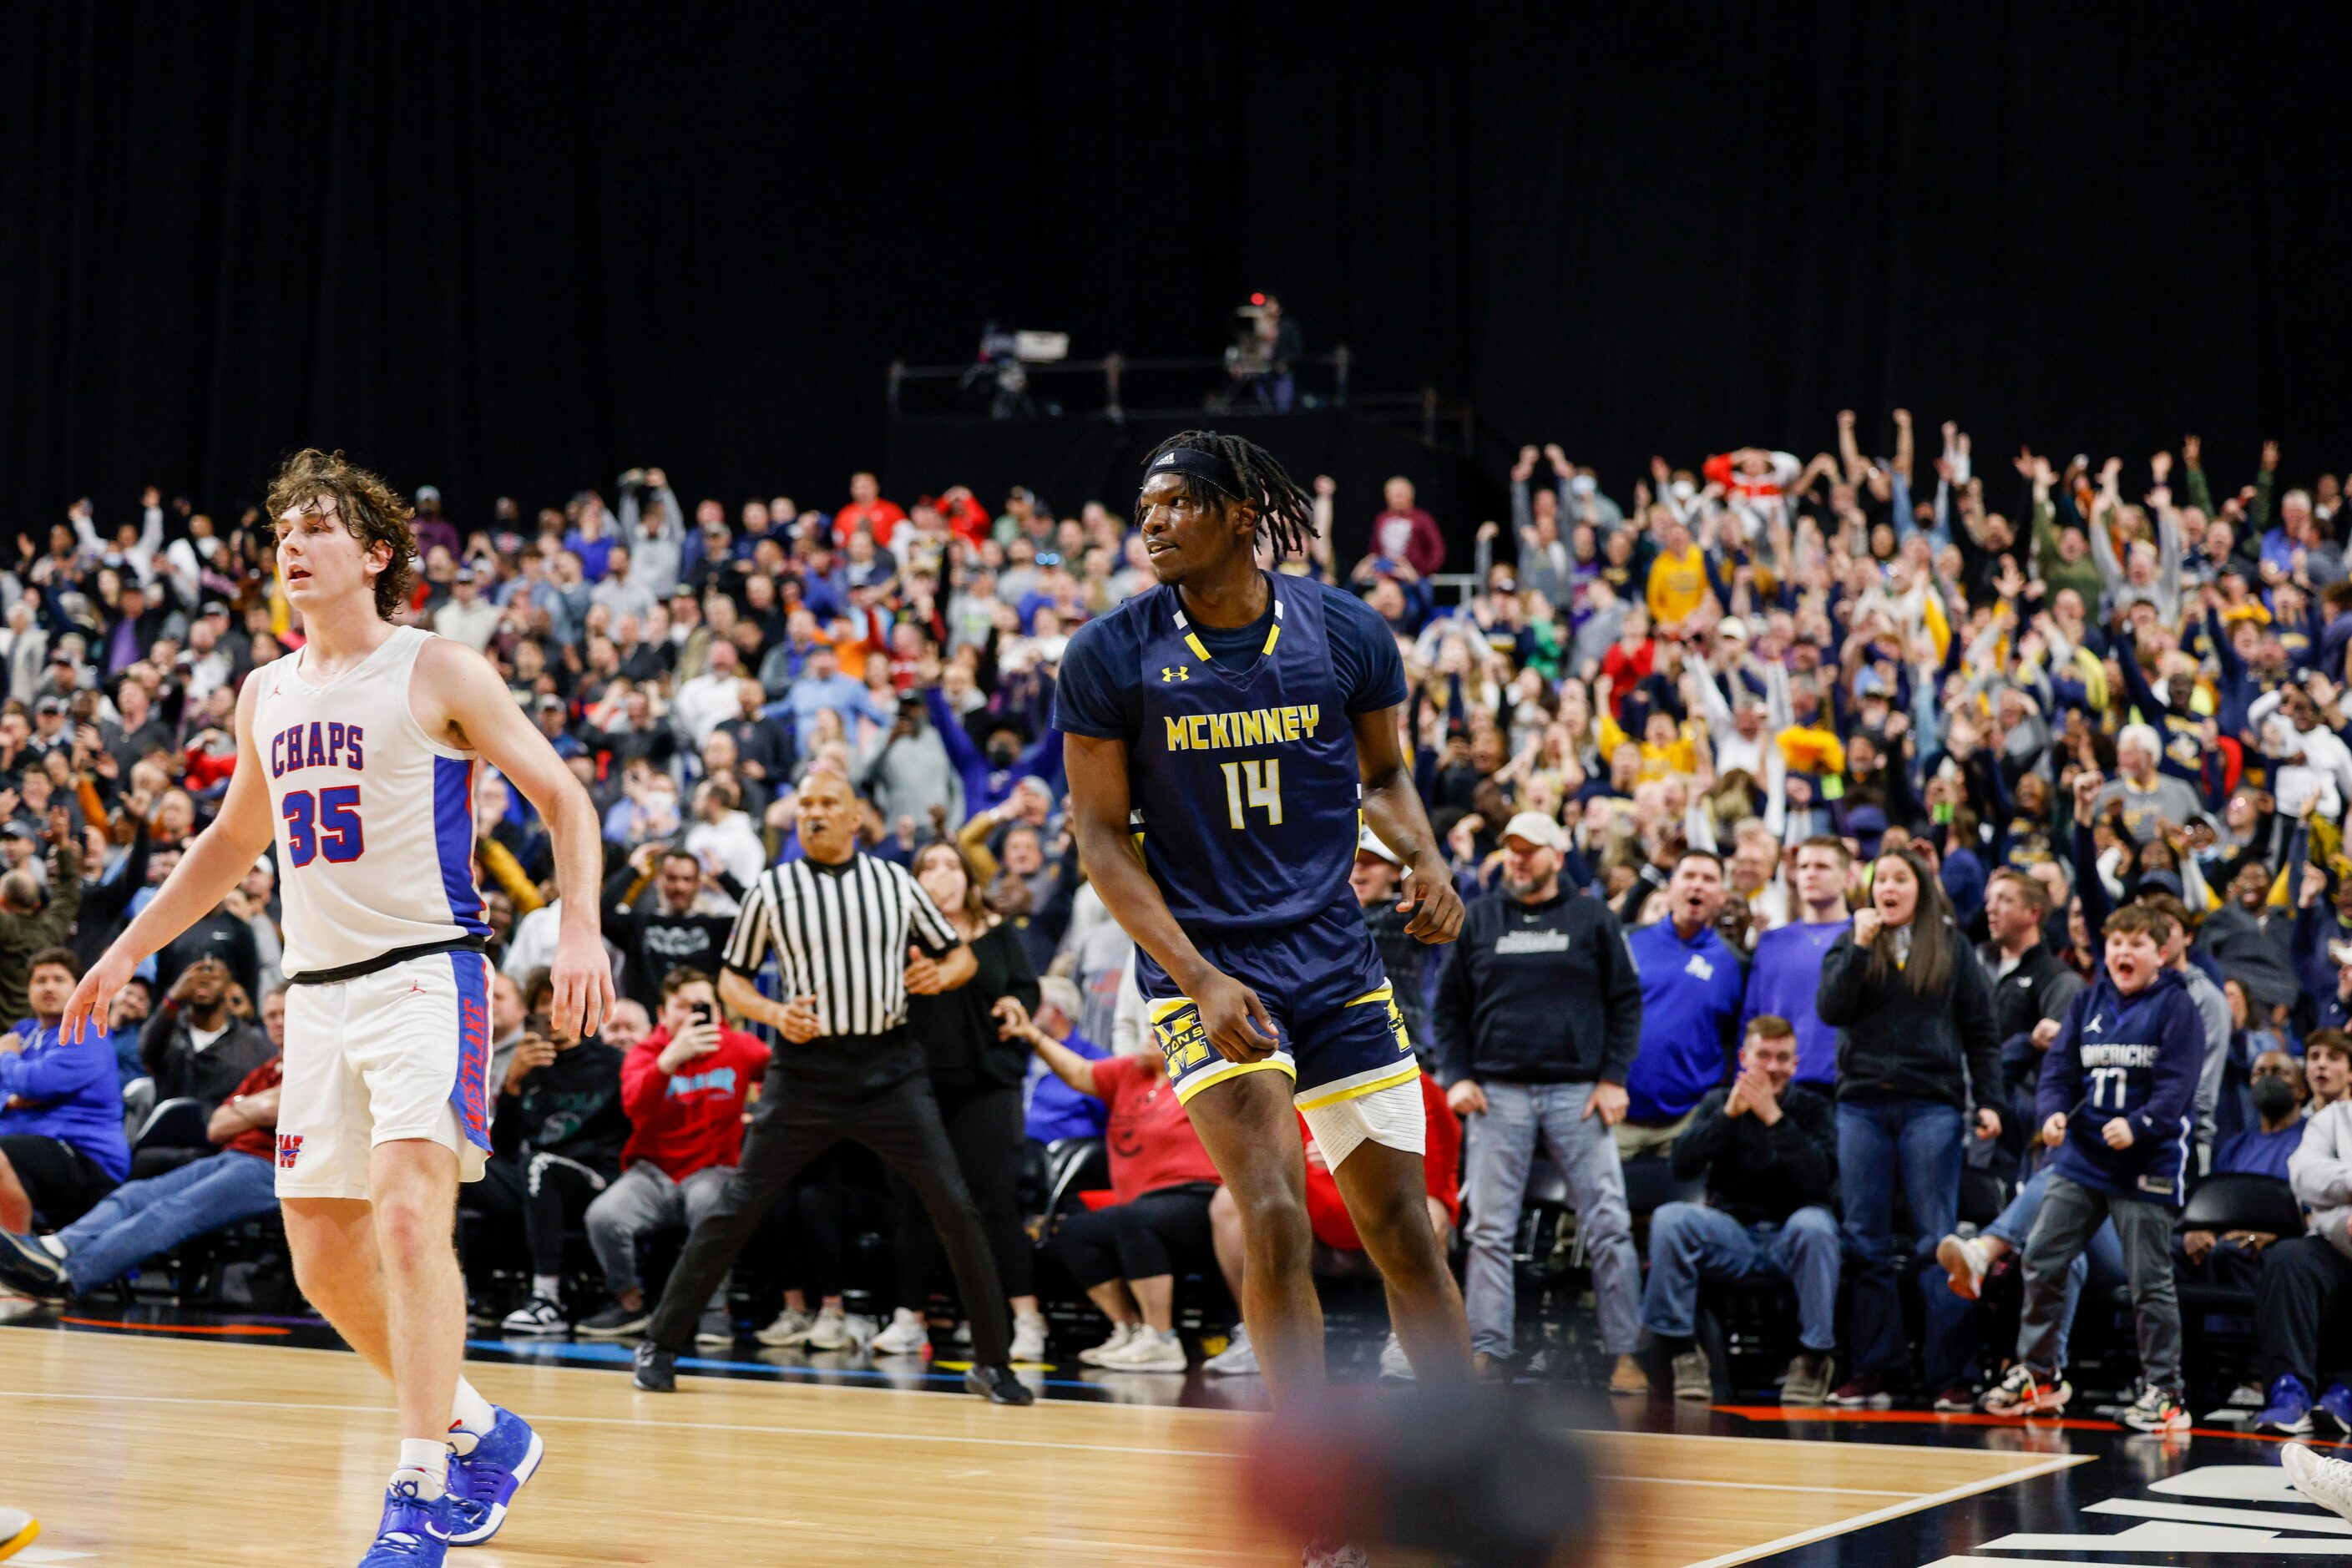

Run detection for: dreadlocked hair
[[1140, 429, 1319, 559]]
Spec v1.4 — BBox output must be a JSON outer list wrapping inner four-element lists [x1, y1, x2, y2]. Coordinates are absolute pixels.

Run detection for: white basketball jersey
[[251, 625, 489, 977]]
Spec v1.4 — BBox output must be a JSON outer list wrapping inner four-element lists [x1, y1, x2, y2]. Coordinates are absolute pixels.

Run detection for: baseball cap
[[0, 821, 33, 840], [34, 696, 63, 716], [415, 484, 443, 503], [1499, 812, 1565, 850], [534, 694, 565, 712], [200, 599, 230, 619], [1716, 616, 1749, 642], [1356, 826, 1401, 865]]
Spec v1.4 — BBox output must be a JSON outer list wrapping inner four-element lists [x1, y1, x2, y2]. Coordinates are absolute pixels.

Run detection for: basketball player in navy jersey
[[1060, 434, 1472, 1551], [56, 451, 616, 1567]]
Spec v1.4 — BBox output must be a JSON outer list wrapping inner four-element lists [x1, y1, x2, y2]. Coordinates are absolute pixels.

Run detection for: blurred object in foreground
[[1242, 1383, 1596, 1568]]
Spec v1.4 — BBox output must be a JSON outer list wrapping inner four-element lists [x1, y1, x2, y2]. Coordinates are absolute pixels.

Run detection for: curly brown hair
[[265, 448, 417, 620]]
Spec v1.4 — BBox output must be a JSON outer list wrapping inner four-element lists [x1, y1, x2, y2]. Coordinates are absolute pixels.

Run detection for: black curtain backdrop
[[7, 3, 2352, 540]]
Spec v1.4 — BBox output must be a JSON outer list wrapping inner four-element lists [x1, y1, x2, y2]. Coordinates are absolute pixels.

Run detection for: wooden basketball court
[[0, 1328, 2084, 1565]]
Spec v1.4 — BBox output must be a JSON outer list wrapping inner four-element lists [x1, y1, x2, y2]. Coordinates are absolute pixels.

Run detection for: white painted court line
[[1678, 1451, 2093, 1568], [1596, 1474, 1920, 1499]]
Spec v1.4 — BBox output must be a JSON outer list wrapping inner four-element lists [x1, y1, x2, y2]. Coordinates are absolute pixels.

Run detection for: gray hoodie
[[2291, 1096, 2352, 1261]]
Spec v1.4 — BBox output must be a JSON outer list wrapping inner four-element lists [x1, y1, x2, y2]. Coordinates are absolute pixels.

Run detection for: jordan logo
[[2084, 1011, 2105, 1035]]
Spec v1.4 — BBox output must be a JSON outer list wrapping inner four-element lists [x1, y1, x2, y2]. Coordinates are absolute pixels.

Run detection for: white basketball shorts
[[276, 949, 495, 1200], [1298, 1075, 1427, 1171]]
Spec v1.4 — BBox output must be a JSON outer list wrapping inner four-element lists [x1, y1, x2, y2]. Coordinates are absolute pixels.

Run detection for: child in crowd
[[1980, 903, 2202, 1431]]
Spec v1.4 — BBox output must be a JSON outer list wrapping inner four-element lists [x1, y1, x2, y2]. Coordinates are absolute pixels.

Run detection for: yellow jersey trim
[[1343, 984, 1397, 1009], [1293, 1060, 1421, 1111], [1172, 1057, 1296, 1102], [1183, 632, 1211, 662]]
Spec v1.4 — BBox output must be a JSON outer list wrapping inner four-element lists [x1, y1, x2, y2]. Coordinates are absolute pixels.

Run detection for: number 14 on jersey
[[1219, 760, 1282, 828]]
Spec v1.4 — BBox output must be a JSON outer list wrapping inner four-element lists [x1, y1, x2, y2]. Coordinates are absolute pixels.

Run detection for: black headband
[[1146, 445, 1243, 500]]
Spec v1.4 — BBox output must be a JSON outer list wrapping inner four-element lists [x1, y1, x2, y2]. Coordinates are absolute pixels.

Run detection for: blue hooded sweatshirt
[[0, 1018, 130, 1181], [1624, 918, 1745, 1121], [2036, 967, 2202, 1207]]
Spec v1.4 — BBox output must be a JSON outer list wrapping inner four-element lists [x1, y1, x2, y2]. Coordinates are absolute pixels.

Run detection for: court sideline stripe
[[1677, 1451, 2093, 1568]]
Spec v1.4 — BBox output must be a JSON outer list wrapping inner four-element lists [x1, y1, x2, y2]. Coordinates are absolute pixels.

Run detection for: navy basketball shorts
[[1135, 898, 1419, 1123]]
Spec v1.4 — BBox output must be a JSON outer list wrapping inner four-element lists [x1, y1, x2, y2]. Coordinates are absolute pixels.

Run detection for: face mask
[[2252, 1077, 2299, 1120], [1670, 479, 1696, 504], [988, 742, 1019, 767]]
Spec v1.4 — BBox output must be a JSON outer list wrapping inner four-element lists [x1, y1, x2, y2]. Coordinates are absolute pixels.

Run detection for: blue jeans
[[1462, 1081, 1640, 1358], [1641, 1201, 1841, 1353], [1838, 1099, 1964, 1381], [54, 1150, 279, 1293]]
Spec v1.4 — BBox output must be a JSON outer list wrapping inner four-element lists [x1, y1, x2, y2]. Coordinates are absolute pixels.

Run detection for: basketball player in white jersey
[[60, 450, 618, 1567]]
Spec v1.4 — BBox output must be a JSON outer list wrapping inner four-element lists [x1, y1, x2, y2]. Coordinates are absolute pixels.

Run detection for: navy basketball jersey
[[1126, 578, 1361, 933]]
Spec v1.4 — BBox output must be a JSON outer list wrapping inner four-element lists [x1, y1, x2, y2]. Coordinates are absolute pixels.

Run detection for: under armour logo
[[1161, 665, 1190, 682]]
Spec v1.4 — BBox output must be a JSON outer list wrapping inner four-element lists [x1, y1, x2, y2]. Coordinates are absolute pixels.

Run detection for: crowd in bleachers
[[5, 417, 2352, 1427]]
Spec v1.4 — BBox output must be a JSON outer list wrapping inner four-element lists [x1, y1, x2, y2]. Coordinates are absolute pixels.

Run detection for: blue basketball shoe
[[358, 1477, 455, 1565], [444, 1405, 544, 1546]]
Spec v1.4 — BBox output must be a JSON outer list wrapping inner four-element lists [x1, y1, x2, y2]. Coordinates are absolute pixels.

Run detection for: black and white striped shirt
[[722, 853, 961, 1037]]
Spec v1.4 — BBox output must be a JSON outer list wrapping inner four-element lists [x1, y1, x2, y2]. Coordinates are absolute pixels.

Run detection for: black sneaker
[[632, 1341, 677, 1393], [576, 1302, 653, 1338], [0, 1229, 68, 1299], [498, 1295, 568, 1337], [966, 1363, 1036, 1405], [694, 1308, 739, 1348]]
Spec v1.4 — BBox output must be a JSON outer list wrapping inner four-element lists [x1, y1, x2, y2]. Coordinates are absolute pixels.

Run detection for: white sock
[[531, 1274, 561, 1301], [449, 1378, 496, 1438], [38, 1235, 67, 1261], [394, 1439, 448, 1497]]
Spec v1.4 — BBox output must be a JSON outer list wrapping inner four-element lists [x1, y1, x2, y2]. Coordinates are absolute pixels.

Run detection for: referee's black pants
[[647, 1070, 1014, 1364]]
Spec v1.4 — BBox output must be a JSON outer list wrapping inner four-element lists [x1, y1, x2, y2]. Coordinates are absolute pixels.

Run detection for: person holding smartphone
[[576, 969, 771, 1341]]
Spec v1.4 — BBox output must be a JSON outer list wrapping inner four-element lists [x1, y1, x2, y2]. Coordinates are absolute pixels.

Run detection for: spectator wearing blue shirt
[[1742, 837, 1854, 1089], [763, 643, 894, 755], [1621, 851, 1746, 1161], [1021, 980, 1109, 1146], [0, 947, 129, 1232], [924, 686, 1061, 821], [2208, 1048, 2309, 1184]]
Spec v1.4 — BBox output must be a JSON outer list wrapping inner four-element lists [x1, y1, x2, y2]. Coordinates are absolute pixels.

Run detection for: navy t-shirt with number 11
[[1055, 573, 1407, 935]]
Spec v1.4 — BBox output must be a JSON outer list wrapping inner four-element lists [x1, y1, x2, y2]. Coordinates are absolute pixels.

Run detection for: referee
[[631, 769, 1034, 1404]]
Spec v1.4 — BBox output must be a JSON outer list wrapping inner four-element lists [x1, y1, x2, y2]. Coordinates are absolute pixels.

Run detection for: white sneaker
[[842, 1312, 880, 1350], [872, 1308, 931, 1356], [1302, 1540, 1369, 1568], [1009, 1311, 1049, 1363], [1079, 1322, 1138, 1366], [802, 1304, 852, 1350], [1378, 1332, 1415, 1381], [499, 1296, 568, 1336], [1203, 1324, 1261, 1376], [0, 1507, 38, 1556], [756, 1306, 818, 1347], [2286, 1442, 2352, 1522], [1936, 1234, 1990, 1302], [1098, 1327, 1187, 1371]]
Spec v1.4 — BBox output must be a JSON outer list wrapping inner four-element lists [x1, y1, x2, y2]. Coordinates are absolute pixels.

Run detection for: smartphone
[[690, 1002, 716, 1027]]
